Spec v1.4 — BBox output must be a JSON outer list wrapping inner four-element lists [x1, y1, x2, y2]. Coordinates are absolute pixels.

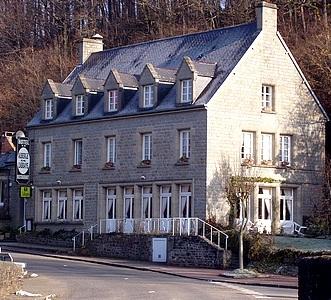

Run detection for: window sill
[[102, 166, 116, 170], [261, 109, 276, 114], [176, 101, 192, 107], [137, 163, 151, 168], [39, 169, 51, 174], [175, 161, 190, 166], [69, 167, 82, 172]]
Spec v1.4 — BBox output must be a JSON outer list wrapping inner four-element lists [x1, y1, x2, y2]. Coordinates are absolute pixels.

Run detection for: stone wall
[[16, 233, 73, 248], [87, 233, 231, 269]]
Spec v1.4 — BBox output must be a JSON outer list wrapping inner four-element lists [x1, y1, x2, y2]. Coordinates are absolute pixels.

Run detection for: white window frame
[[124, 187, 134, 219], [241, 131, 254, 160], [261, 85, 273, 110], [73, 189, 84, 220], [43, 142, 52, 168], [42, 190, 52, 221], [261, 133, 273, 162], [179, 184, 192, 218], [143, 85, 154, 108], [108, 90, 119, 112], [280, 135, 291, 165], [236, 195, 251, 221], [142, 133, 152, 161], [57, 190, 67, 220], [75, 95, 85, 116], [160, 185, 171, 218], [141, 186, 152, 219], [107, 136, 116, 163], [280, 188, 293, 221], [74, 139, 83, 166], [179, 130, 190, 159], [106, 188, 116, 219], [181, 79, 193, 103], [258, 188, 272, 220], [45, 99, 54, 119]]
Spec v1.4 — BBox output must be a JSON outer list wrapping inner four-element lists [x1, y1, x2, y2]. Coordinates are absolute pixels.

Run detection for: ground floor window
[[0, 181, 4, 207], [142, 186, 152, 219], [106, 187, 116, 219], [160, 185, 171, 218], [258, 187, 272, 220], [179, 184, 191, 218], [73, 189, 84, 220], [57, 190, 67, 220], [280, 188, 293, 221], [42, 190, 52, 220], [235, 195, 250, 220], [124, 187, 134, 219]]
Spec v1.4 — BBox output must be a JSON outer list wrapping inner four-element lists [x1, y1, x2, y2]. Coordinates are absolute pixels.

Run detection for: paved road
[[11, 252, 298, 300]]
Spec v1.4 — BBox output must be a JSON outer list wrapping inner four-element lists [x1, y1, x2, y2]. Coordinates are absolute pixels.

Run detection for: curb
[[2, 246, 298, 290]]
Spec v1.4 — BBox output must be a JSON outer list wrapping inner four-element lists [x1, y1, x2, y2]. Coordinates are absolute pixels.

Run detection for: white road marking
[[213, 281, 267, 298], [148, 290, 156, 294]]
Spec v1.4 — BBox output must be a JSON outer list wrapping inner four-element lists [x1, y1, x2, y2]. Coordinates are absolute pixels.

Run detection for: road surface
[[10, 252, 298, 300]]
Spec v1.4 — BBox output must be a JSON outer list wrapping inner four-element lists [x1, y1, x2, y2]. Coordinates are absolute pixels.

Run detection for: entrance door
[[179, 184, 192, 234], [256, 187, 272, 233], [280, 188, 294, 234], [123, 187, 134, 233], [106, 188, 116, 233]]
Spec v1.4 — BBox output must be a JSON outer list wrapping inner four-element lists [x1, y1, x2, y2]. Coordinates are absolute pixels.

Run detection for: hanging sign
[[16, 137, 30, 184]]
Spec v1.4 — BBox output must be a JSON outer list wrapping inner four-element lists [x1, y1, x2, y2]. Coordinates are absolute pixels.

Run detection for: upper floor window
[[179, 130, 190, 159], [73, 189, 84, 220], [261, 133, 273, 162], [261, 85, 273, 111], [74, 139, 83, 167], [75, 95, 85, 116], [241, 131, 254, 161], [108, 90, 118, 112], [107, 136, 116, 163], [142, 133, 152, 161], [280, 135, 291, 165], [181, 79, 193, 103], [45, 99, 54, 119], [143, 85, 154, 108], [43, 142, 52, 168]]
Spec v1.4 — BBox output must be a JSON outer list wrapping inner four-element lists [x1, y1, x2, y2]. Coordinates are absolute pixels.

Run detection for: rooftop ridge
[[89, 21, 256, 58]]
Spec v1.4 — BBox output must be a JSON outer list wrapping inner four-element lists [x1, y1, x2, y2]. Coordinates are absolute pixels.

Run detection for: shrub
[[0, 262, 23, 297]]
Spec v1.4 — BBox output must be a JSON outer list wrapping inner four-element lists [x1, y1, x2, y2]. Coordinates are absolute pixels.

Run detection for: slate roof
[[53, 82, 73, 97], [113, 70, 139, 88], [28, 22, 260, 127], [154, 67, 177, 83], [0, 152, 15, 168], [79, 76, 104, 92]]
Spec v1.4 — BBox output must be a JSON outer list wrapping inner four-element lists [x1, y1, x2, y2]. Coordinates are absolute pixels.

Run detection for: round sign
[[17, 147, 30, 175]]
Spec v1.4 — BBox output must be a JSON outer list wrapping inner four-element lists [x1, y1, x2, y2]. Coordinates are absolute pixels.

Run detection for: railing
[[18, 225, 26, 234], [294, 222, 307, 236], [99, 218, 228, 250], [88, 224, 98, 241], [72, 230, 85, 252]]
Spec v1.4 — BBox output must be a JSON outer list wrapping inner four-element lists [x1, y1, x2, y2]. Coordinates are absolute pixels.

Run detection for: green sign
[[20, 186, 31, 198]]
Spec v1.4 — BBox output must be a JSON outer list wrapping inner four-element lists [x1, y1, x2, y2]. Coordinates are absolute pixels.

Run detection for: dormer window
[[143, 85, 154, 108], [45, 99, 54, 119], [181, 79, 193, 103], [76, 95, 85, 116], [108, 90, 118, 112]]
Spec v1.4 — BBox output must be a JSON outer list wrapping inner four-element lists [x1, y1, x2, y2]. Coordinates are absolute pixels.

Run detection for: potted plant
[[72, 164, 81, 170], [241, 158, 254, 166], [41, 166, 51, 172], [178, 155, 189, 163], [141, 159, 151, 165], [104, 161, 115, 169]]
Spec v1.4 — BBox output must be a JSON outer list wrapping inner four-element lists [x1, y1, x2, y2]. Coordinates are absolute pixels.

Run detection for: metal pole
[[218, 232, 220, 247], [82, 231, 85, 247], [203, 222, 205, 238], [99, 220, 102, 234], [211, 228, 213, 244], [73, 238, 76, 252], [195, 218, 198, 236], [225, 237, 228, 250]]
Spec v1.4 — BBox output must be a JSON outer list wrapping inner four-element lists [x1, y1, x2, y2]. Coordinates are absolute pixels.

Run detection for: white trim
[[57, 190, 67, 220], [141, 186, 152, 219], [179, 130, 190, 158], [106, 187, 116, 219], [43, 142, 52, 168], [75, 95, 85, 116], [108, 90, 119, 112], [44, 99, 53, 119], [74, 139, 83, 165], [124, 187, 134, 219], [73, 189, 84, 220], [160, 185, 171, 218], [142, 133, 152, 160], [42, 190, 52, 221], [143, 85, 154, 108], [106, 136, 116, 163]]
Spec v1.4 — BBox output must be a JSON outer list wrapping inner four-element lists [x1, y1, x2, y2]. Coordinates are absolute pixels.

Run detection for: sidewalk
[[0, 242, 298, 289]]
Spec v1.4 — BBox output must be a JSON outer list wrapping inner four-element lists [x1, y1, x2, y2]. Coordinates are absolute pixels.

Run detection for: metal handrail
[[88, 224, 98, 240], [98, 217, 228, 250], [18, 225, 26, 234], [72, 230, 85, 252]]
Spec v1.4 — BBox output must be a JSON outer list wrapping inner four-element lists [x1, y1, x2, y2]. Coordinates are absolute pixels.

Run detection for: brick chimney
[[256, 1, 278, 32], [78, 34, 104, 64], [0, 132, 15, 153]]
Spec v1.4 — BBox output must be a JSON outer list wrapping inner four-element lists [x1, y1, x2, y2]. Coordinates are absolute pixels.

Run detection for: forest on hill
[[0, 0, 329, 132]]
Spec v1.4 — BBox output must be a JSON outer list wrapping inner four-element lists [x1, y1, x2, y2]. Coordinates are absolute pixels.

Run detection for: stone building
[[27, 2, 327, 235]]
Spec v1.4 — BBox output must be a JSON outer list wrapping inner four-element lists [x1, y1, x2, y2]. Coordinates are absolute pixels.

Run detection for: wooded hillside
[[0, 0, 329, 132]]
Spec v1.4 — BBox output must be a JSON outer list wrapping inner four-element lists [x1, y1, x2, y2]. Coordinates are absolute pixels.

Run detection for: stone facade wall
[[205, 11, 326, 227], [87, 233, 230, 269], [16, 233, 73, 248], [27, 108, 208, 230]]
